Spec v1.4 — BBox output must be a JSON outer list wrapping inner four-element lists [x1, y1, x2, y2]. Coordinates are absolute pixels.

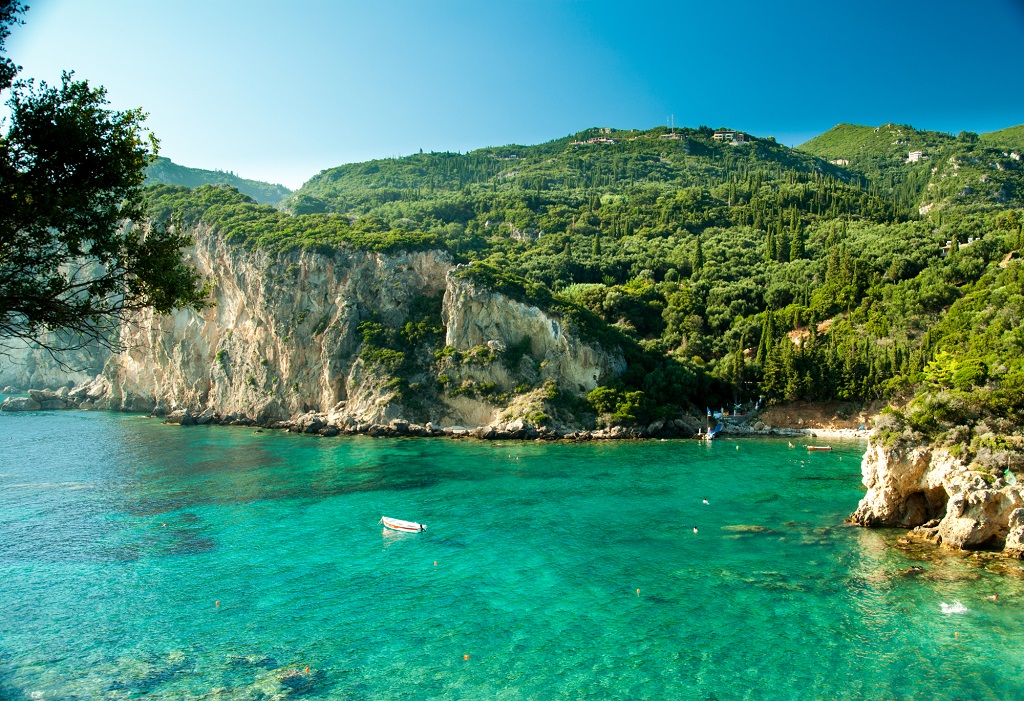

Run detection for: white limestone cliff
[[4, 225, 628, 429], [850, 436, 1024, 554]]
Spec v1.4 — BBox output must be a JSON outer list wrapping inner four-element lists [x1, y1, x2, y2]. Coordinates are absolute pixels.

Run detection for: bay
[[2, 406, 1023, 700]]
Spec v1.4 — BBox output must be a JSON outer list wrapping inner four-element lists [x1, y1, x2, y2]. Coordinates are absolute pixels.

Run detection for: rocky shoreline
[[848, 438, 1024, 560], [0, 386, 857, 442]]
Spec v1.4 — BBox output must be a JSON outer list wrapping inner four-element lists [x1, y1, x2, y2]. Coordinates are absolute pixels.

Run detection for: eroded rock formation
[[850, 437, 1024, 555]]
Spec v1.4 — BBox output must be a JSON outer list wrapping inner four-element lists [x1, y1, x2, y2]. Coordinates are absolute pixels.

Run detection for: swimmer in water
[[693, 526, 698, 534], [702, 498, 709, 505]]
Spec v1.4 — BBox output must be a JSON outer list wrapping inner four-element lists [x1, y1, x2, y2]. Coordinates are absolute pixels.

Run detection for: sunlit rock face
[[851, 437, 1024, 554], [96, 224, 452, 424], [54, 226, 625, 429], [442, 269, 626, 396]]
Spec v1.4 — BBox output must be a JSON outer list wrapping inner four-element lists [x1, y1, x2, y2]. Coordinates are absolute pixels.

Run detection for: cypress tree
[[789, 225, 804, 261], [757, 310, 775, 365]]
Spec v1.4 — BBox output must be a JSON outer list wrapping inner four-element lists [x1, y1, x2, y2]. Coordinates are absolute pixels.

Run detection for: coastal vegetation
[[141, 122, 1023, 446], [145, 157, 292, 206]]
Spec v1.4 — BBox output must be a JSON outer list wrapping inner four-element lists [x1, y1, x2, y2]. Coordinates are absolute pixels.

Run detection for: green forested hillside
[[799, 123, 1022, 213], [980, 124, 1024, 153], [145, 123, 1024, 438], [146, 157, 292, 206]]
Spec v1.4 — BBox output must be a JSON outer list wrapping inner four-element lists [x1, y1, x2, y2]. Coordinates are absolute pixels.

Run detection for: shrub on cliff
[[144, 185, 441, 255]]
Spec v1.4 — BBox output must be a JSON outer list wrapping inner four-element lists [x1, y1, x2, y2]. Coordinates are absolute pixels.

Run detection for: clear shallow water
[[2, 407, 1024, 700]]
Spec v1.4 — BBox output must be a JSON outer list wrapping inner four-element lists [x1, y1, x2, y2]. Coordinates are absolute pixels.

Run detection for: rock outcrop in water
[[850, 437, 1024, 556]]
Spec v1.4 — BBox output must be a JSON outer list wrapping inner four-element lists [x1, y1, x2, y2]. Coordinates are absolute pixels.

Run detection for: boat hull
[[382, 517, 426, 532]]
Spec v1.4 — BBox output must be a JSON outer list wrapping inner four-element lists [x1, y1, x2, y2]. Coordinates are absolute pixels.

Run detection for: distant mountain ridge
[[145, 157, 292, 206]]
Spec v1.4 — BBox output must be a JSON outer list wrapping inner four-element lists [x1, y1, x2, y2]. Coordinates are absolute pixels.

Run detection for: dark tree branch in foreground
[[0, 1, 208, 355]]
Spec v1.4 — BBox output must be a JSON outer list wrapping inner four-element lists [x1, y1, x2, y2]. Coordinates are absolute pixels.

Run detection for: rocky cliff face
[[436, 270, 626, 426], [0, 337, 107, 391], [91, 225, 451, 423], [850, 437, 1024, 555], [19, 226, 628, 430]]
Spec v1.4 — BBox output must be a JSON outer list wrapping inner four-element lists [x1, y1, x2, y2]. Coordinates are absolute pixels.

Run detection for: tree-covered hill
[[798, 123, 1023, 213], [285, 127, 850, 216], [145, 122, 1024, 440], [798, 123, 956, 162], [145, 157, 292, 206], [980, 124, 1024, 154]]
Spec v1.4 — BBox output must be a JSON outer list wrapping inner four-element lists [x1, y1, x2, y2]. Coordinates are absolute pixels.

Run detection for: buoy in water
[[636, 588, 640, 596], [215, 601, 220, 608], [464, 654, 469, 660], [434, 561, 438, 566], [305, 666, 310, 674], [955, 632, 959, 639], [735, 445, 739, 450]]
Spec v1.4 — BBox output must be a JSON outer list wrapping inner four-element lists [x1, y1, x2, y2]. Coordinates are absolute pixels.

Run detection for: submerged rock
[[722, 524, 771, 533], [0, 396, 41, 411]]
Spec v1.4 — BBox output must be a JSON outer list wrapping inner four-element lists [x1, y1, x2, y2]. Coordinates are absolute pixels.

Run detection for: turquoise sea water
[[2, 407, 1024, 700]]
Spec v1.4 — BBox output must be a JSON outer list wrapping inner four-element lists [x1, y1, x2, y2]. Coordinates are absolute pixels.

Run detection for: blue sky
[[7, 0, 1024, 189]]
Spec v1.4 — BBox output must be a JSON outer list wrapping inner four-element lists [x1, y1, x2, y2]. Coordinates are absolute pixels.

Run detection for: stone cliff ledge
[[849, 437, 1024, 557]]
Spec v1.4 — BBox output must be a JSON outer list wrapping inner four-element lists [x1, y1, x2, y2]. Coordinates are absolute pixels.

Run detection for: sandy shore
[[798, 427, 871, 440]]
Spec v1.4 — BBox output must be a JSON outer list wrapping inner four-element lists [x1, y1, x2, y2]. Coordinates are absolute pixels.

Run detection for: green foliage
[[143, 185, 440, 255], [979, 124, 1024, 154], [0, 71, 208, 351], [134, 117, 1024, 426], [586, 385, 650, 425]]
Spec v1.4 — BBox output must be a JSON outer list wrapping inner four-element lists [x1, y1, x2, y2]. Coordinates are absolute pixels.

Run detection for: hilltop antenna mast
[[671, 114, 675, 134]]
